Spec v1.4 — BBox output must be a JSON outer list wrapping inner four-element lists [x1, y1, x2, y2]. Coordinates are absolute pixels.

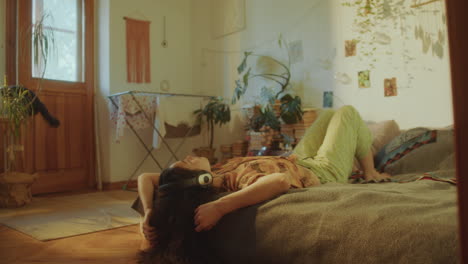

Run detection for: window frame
[[18, 0, 94, 95], [31, 0, 85, 83]]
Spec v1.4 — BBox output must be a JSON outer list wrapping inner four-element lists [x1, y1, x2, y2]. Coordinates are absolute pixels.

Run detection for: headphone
[[158, 171, 214, 197]]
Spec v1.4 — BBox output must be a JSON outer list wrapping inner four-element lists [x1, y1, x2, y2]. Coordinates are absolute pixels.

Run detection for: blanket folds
[[208, 180, 458, 264]]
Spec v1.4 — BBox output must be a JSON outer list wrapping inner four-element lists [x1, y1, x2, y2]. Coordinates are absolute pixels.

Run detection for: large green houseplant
[[193, 97, 231, 164], [0, 14, 55, 208], [232, 36, 303, 130]]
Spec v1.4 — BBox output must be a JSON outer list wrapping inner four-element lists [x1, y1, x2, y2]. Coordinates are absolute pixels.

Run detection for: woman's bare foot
[[364, 170, 391, 182]]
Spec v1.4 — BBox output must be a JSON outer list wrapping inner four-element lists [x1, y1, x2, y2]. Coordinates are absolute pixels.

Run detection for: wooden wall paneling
[[48, 97, 59, 170], [5, 0, 17, 83], [85, 0, 96, 187], [31, 169, 88, 194], [67, 95, 85, 169], [446, 0, 468, 263], [24, 121, 35, 174], [3, 0, 18, 174], [34, 110, 47, 171], [56, 94, 67, 169], [0, 120, 6, 173]]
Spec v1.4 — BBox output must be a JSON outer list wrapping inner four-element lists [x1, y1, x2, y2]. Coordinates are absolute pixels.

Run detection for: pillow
[[353, 120, 401, 171], [374, 127, 454, 175]]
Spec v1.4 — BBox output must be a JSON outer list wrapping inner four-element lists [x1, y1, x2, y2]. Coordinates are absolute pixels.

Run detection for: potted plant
[[232, 36, 304, 152], [193, 97, 231, 164], [0, 14, 55, 208], [232, 36, 304, 129]]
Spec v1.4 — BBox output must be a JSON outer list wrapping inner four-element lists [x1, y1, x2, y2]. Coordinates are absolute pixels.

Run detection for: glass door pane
[[32, 0, 83, 82]]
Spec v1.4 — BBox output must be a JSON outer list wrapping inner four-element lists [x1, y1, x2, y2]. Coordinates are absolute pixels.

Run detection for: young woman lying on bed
[[132, 105, 390, 263]]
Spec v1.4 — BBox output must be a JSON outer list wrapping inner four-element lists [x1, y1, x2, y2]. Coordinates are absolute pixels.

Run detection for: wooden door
[[16, 0, 95, 194]]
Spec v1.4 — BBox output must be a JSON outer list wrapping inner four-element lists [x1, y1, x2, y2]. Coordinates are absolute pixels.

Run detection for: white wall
[[0, 0, 5, 82], [96, 0, 200, 183], [191, 0, 454, 130]]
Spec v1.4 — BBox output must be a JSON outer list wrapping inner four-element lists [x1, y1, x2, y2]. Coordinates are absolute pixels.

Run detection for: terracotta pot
[[0, 172, 38, 208], [192, 147, 218, 164]]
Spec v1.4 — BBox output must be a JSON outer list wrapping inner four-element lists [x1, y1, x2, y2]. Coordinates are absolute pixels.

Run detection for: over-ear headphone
[[158, 171, 213, 197]]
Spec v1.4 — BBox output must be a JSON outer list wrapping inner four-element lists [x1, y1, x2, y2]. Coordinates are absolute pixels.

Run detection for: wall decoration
[[161, 16, 168, 48], [412, 0, 446, 59], [334, 72, 352, 85], [212, 0, 246, 39], [384, 78, 398, 97], [289, 40, 304, 64], [160, 80, 170, 91], [341, 0, 414, 69], [125, 17, 151, 83], [358, 70, 371, 88], [341, 0, 448, 89], [374, 32, 392, 45], [323, 91, 334, 108], [318, 48, 337, 70], [345, 40, 357, 57]]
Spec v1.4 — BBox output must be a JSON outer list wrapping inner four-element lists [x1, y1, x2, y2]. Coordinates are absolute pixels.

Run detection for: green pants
[[293, 106, 372, 184]]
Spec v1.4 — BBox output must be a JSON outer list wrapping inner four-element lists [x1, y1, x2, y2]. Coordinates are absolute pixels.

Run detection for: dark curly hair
[[137, 166, 223, 264]]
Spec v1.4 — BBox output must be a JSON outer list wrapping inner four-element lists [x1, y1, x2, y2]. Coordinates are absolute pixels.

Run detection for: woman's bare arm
[[194, 172, 291, 232], [137, 173, 160, 243], [137, 173, 161, 213]]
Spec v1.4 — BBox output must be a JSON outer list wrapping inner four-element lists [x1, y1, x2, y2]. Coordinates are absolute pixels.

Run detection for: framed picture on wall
[[212, 0, 246, 39]]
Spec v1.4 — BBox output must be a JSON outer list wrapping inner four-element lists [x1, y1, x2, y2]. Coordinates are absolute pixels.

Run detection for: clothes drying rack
[[108, 90, 214, 191]]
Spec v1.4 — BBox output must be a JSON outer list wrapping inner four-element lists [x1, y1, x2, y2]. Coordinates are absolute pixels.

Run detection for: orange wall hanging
[[125, 17, 151, 83]]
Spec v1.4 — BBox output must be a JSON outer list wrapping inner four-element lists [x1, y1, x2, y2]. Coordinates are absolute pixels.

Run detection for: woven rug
[[0, 190, 140, 241]]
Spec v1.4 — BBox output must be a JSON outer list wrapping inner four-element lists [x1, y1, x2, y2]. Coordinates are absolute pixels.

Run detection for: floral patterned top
[[212, 156, 320, 192]]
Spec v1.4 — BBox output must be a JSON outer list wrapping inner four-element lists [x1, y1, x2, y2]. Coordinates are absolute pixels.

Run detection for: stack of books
[[248, 132, 264, 151], [232, 140, 249, 157]]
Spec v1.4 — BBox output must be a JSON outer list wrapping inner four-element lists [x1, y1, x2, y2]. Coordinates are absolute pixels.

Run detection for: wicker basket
[[0, 172, 38, 208]]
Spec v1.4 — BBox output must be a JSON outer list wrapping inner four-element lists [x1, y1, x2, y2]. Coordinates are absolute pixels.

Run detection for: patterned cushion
[[374, 128, 439, 173]]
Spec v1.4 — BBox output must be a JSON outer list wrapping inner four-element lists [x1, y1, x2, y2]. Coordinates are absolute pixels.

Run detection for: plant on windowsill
[[0, 14, 55, 208], [232, 36, 303, 151], [193, 97, 231, 164]]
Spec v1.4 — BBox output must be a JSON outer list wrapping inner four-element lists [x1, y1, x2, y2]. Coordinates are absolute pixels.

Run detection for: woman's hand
[[141, 209, 157, 242], [194, 201, 225, 232]]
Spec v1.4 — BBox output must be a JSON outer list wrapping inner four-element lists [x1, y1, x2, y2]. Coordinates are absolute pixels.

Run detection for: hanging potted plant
[[193, 97, 231, 164], [0, 13, 56, 208]]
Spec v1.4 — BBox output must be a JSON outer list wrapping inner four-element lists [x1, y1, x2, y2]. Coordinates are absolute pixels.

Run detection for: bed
[[206, 121, 459, 264]]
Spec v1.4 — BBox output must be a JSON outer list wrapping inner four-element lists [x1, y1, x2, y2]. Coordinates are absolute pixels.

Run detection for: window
[[32, 0, 84, 82]]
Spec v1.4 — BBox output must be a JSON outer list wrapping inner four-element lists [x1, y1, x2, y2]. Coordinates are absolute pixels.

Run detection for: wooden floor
[[0, 190, 143, 264]]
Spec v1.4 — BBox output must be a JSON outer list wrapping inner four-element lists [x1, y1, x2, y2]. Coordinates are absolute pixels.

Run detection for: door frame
[[446, 0, 468, 262]]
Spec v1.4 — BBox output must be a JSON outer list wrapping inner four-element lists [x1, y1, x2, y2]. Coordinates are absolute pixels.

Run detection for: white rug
[[0, 190, 141, 241]]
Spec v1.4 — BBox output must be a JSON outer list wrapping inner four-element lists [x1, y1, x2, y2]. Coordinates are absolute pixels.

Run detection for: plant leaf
[[237, 51, 253, 74], [231, 80, 245, 104], [280, 94, 303, 124], [243, 67, 251, 87]]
